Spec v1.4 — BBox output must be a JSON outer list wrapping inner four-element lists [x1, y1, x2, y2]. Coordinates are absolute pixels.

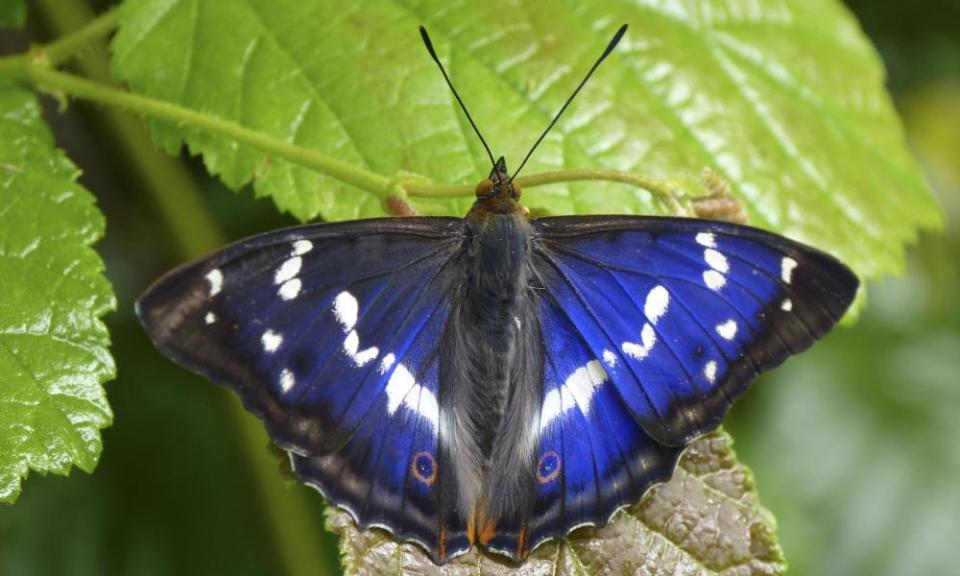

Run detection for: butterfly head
[[476, 157, 521, 201], [469, 157, 530, 220]]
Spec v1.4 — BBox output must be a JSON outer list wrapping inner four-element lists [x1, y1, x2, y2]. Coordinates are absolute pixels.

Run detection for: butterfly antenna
[[419, 26, 500, 180], [511, 24, 628, 182]]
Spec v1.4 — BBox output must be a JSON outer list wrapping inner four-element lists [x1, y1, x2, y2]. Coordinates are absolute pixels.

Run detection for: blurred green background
[[1, 1, 958, 575]]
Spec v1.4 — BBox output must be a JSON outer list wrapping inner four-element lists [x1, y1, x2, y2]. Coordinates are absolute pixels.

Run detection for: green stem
[[40, 5, 120, 66], [0, 61, 391, 201], [521, 169, 690, 214], [403, 168, 686, 203], [0, 55, 687, 209], [519, 169, 674, 197]]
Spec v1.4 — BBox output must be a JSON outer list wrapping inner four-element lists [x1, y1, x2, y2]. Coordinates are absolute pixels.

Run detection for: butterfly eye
[[475, 179, 495, 199]]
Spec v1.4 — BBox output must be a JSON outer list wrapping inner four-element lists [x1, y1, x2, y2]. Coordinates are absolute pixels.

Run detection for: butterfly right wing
[[482, 281, 683, 560], [136, 217, 472, 562], [484, 214, 858, 560]]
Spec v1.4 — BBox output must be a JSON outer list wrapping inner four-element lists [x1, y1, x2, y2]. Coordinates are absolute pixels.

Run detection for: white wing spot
[[513, 316, 522, 330], [333, 291, 358, 331], [354, 346, 379, 367], [704, 248, 729, 273], [781, 257, 798, 284], [279, 368, 295, 393], [704, 360, 718, 383], [261, 329, 283, 353], [206, 269, 223, 296], [695, 232, 716, 247], [602, 349, 618, 367], [623, 323, 657, 360], [539, 360, 608, 431], [333, 292, 378, 366], [644, 285, 670, 324], [385, 363, 415, 414], [410, 385, 439, 434], [781, 298, 793, 311], [379, 353, 396, 375], [716, 319, 738, 340], [292, 239, 313, 256], [343, 330, 378, 367], [204, 311, 216, 325], [274, 256, 302, 285], [704, 269, 726, 290], [278, 278, 302, 300], [384, 363, 439, 431]]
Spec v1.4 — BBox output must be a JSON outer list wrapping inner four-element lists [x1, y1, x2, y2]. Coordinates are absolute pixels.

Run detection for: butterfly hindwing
[[136, 217, 471, 561], [531, 215, 859, 448], [484, 288, 683, 559]]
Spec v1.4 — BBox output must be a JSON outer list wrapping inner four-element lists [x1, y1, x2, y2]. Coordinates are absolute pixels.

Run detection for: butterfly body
[[446, 160, 545, 547]]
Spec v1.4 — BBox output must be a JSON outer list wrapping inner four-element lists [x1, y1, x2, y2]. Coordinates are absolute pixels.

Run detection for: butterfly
[[136, 24, 859, 564]]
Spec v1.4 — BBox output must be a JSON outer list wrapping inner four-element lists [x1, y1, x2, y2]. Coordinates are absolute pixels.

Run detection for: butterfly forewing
[[531, 215, 859, 448], [136, 217, 471, 560]]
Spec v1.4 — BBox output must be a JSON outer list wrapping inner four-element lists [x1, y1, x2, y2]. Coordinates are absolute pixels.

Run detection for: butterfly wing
[[483, 215, 858, 559], [483, 288, 684, 558], [136, 217, 472, 562], [531, 215, 859, 447]]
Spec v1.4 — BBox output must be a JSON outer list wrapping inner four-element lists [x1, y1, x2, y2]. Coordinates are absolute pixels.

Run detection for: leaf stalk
[[0, 34, 689, 214]]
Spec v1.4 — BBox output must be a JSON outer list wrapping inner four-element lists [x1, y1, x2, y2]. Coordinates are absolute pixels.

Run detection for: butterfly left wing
[[136, 217, 474, 562]]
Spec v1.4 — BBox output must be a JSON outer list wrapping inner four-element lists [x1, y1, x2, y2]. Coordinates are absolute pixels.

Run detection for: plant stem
[[402, 168, 687, 205], [519, 169, 674, 197], [0, 61, 391, 201], [521, 169, 690, 214], [40, 5, 120, 66], [0, 54, 687, 208]]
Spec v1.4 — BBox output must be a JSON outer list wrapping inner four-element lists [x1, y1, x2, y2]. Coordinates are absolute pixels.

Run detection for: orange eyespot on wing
[[411, 451, 437, 486], [537, 450, 561, 484]]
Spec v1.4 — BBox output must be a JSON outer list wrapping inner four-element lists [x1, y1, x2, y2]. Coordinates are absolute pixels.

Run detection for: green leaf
[[104, 1, 940, 571], [0, 0, 25, 28], [327, 430, 784, 575], [0, 81, 115, 503], [112, 0, 941, 283]]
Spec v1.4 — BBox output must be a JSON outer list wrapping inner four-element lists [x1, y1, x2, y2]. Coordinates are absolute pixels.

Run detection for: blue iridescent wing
[[531, 215, 858, 447], [489, 215, 858, 558], [484, 289, 683, 558], [136, 218, 471, 562]]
